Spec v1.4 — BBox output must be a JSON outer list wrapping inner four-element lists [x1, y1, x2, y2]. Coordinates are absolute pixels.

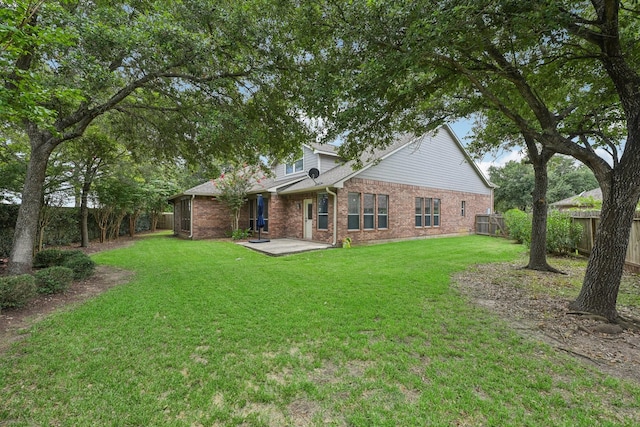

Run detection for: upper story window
[[285, 158, 304, 175]]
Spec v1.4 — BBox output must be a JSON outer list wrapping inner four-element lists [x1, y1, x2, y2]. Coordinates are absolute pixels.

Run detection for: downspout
[[189, 194, 195, 239], [325, 187, 337, 246]]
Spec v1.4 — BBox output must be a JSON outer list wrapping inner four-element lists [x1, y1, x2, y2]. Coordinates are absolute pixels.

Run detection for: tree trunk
[[525, 145, 558, 272], [570, 175, 640, 321], [129, 210, 140, 237], [80, 179, 92, 247], [7, 131, 54, 275]]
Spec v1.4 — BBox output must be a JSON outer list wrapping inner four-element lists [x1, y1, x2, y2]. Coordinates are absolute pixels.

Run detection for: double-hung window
[[425, 198, 432, 227], [348, 192, 360, 230], [363, 194, 375, 229], [415, 198, 423, 227], [317, 193, 329, 230], [433, 198, 440, 227], [377, 195, 388, 229]]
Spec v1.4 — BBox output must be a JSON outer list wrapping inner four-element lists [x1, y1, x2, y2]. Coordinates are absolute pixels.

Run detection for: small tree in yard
[[214, 165, 267, 235]]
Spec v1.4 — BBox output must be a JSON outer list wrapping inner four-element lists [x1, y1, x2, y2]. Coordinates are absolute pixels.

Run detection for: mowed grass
[[1, 234, 639, 426]]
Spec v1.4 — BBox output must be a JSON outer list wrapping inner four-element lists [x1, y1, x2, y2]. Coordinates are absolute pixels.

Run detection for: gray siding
[[357, 128, 491, 195], [275, 146, 318, 181], [319, 154, 339, 174]]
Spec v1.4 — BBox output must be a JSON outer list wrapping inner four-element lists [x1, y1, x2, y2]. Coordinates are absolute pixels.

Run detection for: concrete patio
[[236, 238, 334, 256]]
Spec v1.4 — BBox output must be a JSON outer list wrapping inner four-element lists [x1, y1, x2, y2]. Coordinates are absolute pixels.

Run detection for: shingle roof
[[551, 188, 602, 208]]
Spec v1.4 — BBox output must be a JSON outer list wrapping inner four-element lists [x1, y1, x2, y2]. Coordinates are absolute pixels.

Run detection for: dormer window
[[285, 158, 304, 175]]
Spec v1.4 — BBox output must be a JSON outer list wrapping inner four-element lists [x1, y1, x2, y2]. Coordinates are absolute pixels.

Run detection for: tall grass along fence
[[477, 211, 640, 272]]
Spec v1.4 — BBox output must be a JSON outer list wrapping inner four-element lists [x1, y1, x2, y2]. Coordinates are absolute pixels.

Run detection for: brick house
[[168, 125, 494, 246]]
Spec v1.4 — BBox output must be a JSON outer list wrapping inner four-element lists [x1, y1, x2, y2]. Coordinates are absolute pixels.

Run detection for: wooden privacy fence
[[571, 211, 640, 272], [476, 211, 640, 272], [475, 214, 508, 237], [156, 213, 174, 230]]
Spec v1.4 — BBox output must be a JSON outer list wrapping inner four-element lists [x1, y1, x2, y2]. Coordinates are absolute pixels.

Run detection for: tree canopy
[[292, 0, 639, 321], [4, 0, 310, 273]]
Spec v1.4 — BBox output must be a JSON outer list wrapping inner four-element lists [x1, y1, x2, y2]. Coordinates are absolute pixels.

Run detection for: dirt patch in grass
[[453, 255, 640, 385], [0, 237, 137, 353]]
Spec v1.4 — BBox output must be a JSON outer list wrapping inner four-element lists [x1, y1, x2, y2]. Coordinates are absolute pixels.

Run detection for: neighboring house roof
[[551, 188, 602, 209]]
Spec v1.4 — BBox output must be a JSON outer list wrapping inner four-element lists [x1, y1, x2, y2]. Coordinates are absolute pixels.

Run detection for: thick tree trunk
[[569, 188, 638, 321], [525, 146, 558, 272], [527, 157, 551, 270], [7, 132, 54, 274]]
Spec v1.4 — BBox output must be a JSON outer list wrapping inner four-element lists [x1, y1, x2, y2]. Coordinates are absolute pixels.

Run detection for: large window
[[285, 158, 303, 175], [378, 195, 388, 229], [363, 193, 375, 229], [318, 193, 329, 230], [180, 198, 191, 232], [348, 192, 360, 230], [415, 197, 440, 228]]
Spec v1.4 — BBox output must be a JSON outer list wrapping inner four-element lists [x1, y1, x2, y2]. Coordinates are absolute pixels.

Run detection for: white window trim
[[285, 158, 304, 175]]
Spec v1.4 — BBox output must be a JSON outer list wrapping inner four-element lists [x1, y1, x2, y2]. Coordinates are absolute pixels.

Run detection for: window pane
[[348, 193, 360, 214], [415, 197, 422, 227], [364, 194, 375, 214], [295, 158, 303, 171], [348, 215, 359, 230], [378, 195, 388, 214], [286, 164, 293, 174], [378, 215, 388, 229], [318, 193, 328, 214], [433, 198, 440, 227], [364, 215, 374, 229], [318, 215, 328, 229]]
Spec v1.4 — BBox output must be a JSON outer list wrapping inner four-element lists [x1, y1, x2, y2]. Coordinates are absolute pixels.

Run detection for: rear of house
[[169, 125, 493, 246]]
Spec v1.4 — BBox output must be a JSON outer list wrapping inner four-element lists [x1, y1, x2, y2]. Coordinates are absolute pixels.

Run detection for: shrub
[[34, 266, 74, 294], [33, 248, 66, 268], [546, 210, 583, 255], [503, 209, 531, 245], [0, 274, 37, 309], [230, 228, 251, 240], [62, 252, 96, 280]]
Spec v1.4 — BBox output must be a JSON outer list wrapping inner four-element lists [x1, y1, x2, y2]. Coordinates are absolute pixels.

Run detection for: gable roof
[[276, 124, 492, 195], [170, 124, 491, 200]]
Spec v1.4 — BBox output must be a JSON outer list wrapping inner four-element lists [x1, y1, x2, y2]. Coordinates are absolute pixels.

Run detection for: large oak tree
[[295, 0, 636, 321], [2, 0, 307, 273]]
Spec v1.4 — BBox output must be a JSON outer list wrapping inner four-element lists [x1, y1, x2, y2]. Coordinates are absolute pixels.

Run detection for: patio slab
[[237, 238, 333, 256]]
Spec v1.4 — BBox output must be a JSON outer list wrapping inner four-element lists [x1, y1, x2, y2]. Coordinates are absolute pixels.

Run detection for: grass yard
[[1, 234, 639, 426]]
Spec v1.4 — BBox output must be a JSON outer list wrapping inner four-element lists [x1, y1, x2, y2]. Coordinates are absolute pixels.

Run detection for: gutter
[[326, 187, 338, 246]]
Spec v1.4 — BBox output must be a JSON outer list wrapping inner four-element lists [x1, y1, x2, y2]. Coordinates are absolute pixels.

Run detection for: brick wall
[[191, 196, 233, 239], [337, 178, 492, 245], [181, 177, 492, 245]]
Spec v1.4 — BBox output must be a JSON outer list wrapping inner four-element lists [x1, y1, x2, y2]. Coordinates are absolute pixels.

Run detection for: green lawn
[[1, 234, 639, 426]]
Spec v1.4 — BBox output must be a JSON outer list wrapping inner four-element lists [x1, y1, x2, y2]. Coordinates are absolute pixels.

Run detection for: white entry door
[[303, 199, 313, 240]]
